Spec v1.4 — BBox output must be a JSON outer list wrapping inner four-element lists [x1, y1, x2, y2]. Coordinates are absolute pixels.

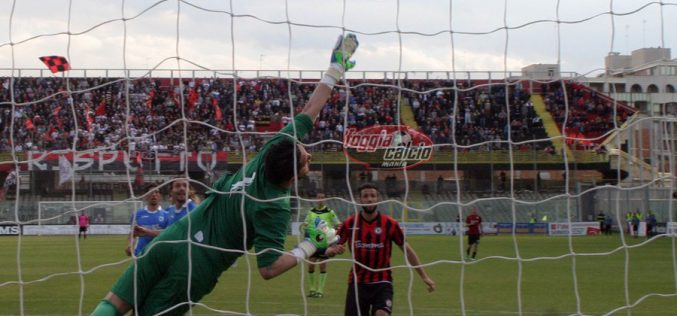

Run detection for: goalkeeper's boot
[[307, 290, 317, 298], [315, 292, 324, 298]]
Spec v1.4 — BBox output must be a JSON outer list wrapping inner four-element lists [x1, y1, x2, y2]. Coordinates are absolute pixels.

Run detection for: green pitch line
[[0, 235, 675, 315]]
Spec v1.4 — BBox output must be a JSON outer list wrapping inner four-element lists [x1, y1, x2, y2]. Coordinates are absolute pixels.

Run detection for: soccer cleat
[[307, 290, 317, 298], [315, 292, 324, 298]]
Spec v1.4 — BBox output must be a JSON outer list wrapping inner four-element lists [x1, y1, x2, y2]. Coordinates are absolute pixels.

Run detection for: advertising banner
[[548, 222, 600, 236], [0, 225, 21, 235], [495, 223, 548, 234], [22, 225, 131, 235]]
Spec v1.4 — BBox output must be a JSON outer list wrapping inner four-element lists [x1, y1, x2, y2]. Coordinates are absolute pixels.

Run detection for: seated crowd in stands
[[404, 80, 551, 151], [543, 82, 635, 149], [1, 77, 628, 155]]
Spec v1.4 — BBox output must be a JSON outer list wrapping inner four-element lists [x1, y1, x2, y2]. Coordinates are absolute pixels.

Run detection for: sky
[[0, 0, 675, 78]]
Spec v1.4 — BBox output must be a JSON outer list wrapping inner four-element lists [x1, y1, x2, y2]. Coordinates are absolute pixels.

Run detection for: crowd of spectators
[[2, 76, 628, 156], [404, 80, 552, 151], [0, 77, 296, 154], [0, 77, 402, 154], [543, 82, 636, 149]]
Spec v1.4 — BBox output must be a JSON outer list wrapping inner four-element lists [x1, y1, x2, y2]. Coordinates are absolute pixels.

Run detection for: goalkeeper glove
[[321, 33, 359, 89], [292, 218, 340, 260]]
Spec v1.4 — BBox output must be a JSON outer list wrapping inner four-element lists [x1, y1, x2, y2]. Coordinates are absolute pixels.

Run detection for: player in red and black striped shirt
[[465, 207, 483, 260], [336, 183, 435, 316]]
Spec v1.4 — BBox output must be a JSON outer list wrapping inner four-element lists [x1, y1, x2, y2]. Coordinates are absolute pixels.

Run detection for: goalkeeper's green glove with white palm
[[291, 218, 340, 260], [320, 33, 359, 89]]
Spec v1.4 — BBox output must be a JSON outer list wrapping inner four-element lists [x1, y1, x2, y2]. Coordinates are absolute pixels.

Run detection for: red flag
[[146, 89, 155, 109], [39, 56, 71, 73], [85, 106, 94, 131], [212, 96, 222, 120], [135, 152, 143, 166], [188, 89, 198, 110], [43, 127, 56, 142], [24, 118, 34, 130], [95, 102, 106, 116]]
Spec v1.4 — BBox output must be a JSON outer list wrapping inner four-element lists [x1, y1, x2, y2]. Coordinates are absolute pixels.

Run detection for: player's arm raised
[[301, 33, 358, 122]]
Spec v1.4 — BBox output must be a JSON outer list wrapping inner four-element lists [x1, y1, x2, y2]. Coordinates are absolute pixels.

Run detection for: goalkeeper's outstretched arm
[[300, 33, 358, 122], [259, 245, 344, 280], [259, 219, 343, 280], [258, 33, 357, 280]]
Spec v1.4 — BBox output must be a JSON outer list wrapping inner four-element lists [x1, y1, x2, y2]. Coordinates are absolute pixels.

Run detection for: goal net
[[1, 0, 676, 315]]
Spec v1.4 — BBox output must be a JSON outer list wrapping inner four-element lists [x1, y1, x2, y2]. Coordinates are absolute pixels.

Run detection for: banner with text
[[548, 222, 600, 236], [0, 225, 21, 235], [27, 151, 228, 172]]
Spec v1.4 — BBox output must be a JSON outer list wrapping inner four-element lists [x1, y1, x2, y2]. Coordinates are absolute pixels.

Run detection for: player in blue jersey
[[134, 177, 200, 239], [125, 184, 168, 257], [133, 177, 199, 239], [166, 177, 198, 226]]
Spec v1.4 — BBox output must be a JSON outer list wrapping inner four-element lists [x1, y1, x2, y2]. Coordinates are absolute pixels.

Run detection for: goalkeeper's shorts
[[111, 233, 227, 315]]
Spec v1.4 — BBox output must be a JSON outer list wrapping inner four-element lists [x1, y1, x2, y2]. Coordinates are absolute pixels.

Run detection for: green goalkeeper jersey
[[160, 114, 313, 272]]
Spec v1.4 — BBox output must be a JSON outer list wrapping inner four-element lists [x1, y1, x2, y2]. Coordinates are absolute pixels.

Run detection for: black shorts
[[79, 227, 88, 233], [468, 234, 480, 245], [345, 282, 394, 316]]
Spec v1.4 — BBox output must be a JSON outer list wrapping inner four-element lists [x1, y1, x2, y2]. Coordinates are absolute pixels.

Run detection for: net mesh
[[0, 0, 676, 315]]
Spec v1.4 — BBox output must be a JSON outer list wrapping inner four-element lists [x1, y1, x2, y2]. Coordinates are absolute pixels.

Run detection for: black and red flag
[[38, 56, 71, 73]]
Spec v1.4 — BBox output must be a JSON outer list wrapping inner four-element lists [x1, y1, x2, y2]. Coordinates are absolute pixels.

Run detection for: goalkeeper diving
[[91, 33, 359, 316]]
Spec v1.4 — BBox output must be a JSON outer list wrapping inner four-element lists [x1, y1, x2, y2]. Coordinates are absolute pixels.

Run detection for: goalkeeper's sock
[[308, 272, 317, 293], [318, 272, 328, 294], [90, 299, 121, 316], [472, 252, 477, 259]]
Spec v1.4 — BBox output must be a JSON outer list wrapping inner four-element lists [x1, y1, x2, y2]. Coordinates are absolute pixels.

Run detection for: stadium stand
[[3, 77, 563, 154], [542, 82, 637, 149], [403, 80, 552, 151], [0, 76, 643, 226]]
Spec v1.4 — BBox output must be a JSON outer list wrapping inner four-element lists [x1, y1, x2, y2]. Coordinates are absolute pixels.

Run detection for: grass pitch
[[1, 234, 676, 315]]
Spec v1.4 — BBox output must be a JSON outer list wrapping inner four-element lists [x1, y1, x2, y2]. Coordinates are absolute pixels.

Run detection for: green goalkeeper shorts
[[111, 232, 229, 316]]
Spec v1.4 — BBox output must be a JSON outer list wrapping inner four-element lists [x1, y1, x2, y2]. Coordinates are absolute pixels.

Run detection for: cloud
[[0, 0, 674, 76]]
